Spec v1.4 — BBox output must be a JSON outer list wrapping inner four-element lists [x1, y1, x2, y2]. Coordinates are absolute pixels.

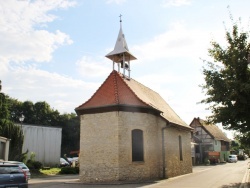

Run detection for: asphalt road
[[29, 159, 250, 188]]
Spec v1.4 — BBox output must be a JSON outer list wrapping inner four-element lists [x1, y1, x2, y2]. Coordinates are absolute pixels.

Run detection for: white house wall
[[213, 140, 221, 152], [22, 124, 62, 166]]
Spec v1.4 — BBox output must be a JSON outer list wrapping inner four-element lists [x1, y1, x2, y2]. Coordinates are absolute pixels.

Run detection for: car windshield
[[0, 166, 22, 174]]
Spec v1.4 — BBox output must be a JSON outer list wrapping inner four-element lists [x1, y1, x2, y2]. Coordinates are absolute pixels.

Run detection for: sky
[[1, 0, 250, 139]]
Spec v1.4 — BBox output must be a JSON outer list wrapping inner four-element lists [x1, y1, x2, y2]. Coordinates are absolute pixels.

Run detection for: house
[[189, 117, 231, 164], [21, 124, 62, 166], [0, 136, 10, 161], [75, 17, 193, 183]]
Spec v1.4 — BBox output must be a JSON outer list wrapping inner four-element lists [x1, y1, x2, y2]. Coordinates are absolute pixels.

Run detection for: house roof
[[75, 70, 190, 130], [191, 118, 231, 142]]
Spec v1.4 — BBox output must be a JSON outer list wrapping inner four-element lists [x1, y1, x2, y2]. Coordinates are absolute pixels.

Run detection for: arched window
[[179, 135, 183, 161], [132, 129, 144, 162]]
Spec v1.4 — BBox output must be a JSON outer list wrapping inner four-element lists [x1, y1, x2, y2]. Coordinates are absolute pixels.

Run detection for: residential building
[[190, 117, 231, 164]]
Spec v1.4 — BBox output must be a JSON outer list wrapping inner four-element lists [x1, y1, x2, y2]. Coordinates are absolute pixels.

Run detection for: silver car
[[228, 155, 238, 163]]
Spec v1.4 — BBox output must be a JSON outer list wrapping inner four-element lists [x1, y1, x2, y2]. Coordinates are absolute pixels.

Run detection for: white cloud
[[132, 22, 211, 63], [0, 0, 75, 63], [75, 56, 111, 78], [106, 0, 126, 4], [2, 64, 98, 113], [162, 0, 191, 7]]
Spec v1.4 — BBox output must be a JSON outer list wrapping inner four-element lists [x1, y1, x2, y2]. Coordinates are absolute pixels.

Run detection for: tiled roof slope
[[76, 70, 189, 129], [195, 118, 231, 142], [122, 76, 188, 127], [77, 71, 148, 108]]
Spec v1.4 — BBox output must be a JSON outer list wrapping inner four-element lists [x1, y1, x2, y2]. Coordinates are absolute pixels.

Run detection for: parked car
[[60, 158, 70, 167], [67, 157, 73, 165], [0, 163, 28, 188], [228, 155, 238, 163], [3, 161, 31, 179]]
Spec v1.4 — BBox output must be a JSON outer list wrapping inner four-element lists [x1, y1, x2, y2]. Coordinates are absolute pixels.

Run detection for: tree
[[201, 19, 250, 143], [60, 113, 80, 156], [0, 92, 24, 160], [4, 95, 80, 158], [0, 119, 24, 161]]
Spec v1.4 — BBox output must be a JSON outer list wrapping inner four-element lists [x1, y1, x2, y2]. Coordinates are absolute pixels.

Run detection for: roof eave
[[75, 104, 161, 116]]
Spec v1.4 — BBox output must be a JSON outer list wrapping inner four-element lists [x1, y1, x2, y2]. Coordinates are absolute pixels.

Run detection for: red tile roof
[[76, 70, 189, 129]]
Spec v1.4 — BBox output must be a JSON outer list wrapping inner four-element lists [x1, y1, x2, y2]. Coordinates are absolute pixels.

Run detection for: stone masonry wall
[[79, 112, 120, 183], [117, 111, 163, 181], [79, 111, 192, 183], [164, 127, 193, 178]]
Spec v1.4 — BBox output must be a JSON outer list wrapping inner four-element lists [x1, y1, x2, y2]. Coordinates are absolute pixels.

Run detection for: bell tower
[[105, 15, 137, 79]]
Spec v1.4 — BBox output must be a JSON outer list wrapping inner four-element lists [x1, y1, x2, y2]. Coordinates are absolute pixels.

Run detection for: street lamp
[[19, 114, 25, 129]]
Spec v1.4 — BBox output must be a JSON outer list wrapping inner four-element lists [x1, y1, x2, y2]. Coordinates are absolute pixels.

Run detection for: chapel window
[[132, 129, 144, 162], [179, 135, 183, 161]]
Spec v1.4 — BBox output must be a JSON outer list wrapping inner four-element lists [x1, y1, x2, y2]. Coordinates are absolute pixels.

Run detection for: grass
[[30, 167, 79, 178], [31, 168, 61, 178], [40, 168, 61, 175]]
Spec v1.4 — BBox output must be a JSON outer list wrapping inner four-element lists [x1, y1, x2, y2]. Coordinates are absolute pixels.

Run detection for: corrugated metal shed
[[21, 124, 62, 166]]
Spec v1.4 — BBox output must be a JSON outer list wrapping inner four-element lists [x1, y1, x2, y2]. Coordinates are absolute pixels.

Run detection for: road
[[29, 159, 250, 188]]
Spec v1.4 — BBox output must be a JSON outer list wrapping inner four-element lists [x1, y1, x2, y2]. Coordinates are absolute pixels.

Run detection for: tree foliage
[[6, 96, 80, 157], [0, 86, 80, 160], [0, 119, 24, 160], [201, 20, 250, 144], [0, 90, 24, 160]]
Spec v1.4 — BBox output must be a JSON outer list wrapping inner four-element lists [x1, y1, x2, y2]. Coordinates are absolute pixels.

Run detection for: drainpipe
[[162, 121, 171, 179]]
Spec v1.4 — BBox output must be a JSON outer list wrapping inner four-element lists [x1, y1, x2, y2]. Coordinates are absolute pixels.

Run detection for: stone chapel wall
[[79, 111, 192, 183]]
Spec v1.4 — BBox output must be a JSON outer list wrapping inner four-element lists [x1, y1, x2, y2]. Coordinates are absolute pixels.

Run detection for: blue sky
[[1, 0, 250, 138]]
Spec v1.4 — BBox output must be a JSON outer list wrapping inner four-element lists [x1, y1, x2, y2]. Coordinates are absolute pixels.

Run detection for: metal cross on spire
[[119, 14, 122, 23]]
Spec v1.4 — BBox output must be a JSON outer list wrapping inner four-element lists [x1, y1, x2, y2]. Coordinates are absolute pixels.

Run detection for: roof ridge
[[113, 71, 119, 104], [115, 72, 151, 108]]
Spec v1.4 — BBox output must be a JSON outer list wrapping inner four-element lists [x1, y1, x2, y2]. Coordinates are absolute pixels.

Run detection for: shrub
[[60, 167, 79, 174], [33, 161, 43, 169], [27, 160, 42, 169]]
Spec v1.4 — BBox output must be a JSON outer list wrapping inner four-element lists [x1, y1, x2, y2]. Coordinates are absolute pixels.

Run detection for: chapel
[[75, 17, 192, 183]]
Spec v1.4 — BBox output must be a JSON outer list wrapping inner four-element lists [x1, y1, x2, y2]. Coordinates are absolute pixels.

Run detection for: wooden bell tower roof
[[105, 15, 137, 62], [105, 15, 136, 79]]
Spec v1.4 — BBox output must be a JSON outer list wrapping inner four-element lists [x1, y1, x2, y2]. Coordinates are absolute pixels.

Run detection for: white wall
[[21, 124, 62, 166]]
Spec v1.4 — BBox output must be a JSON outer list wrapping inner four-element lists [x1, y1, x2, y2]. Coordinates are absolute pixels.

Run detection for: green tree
[[201, 19, 250, 144], [0, 83, 24, 160], [60, 113, 80, 156], [5, 95, 80, 158], [0, 119, 24, 160]]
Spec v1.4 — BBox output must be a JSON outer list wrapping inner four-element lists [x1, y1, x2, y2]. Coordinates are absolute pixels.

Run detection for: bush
[[60, 167, 79, 174], [27, 160, 42, 169], [33, 161, 43, 169]]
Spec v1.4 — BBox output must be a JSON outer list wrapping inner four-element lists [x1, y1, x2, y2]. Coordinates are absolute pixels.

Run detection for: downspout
[[162, 121, 171, 179]]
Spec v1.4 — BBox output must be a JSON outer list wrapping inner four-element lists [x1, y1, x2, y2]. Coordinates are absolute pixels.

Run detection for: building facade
[[190, 117, 231, 164], [75, 18, 192, 183]]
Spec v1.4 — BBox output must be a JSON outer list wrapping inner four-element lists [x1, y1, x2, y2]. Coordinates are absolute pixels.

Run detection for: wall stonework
[[79, 111, 192, 183], [164, 128, 193, 178]]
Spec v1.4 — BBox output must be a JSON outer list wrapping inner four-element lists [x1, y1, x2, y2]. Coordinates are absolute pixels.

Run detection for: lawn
[[31, 168, 61, 178], [30, 167, 79, 178]]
